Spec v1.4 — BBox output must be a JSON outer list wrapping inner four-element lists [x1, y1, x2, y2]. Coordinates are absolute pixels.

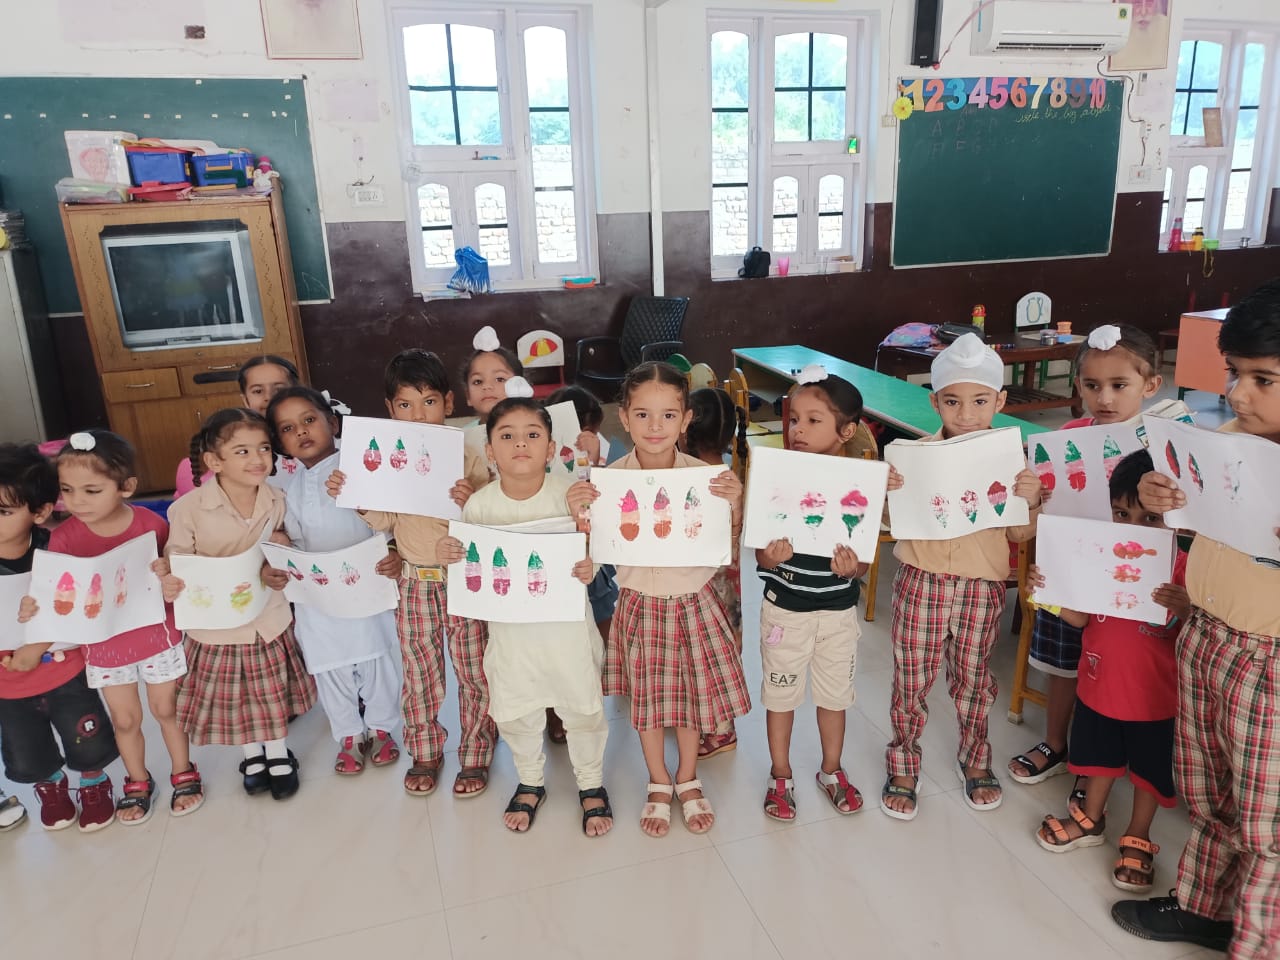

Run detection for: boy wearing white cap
[[881, 334, 1044, 820]]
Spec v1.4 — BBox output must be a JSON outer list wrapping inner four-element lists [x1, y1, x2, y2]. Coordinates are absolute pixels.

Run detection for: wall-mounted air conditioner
[[972, 1, 1133, 55]]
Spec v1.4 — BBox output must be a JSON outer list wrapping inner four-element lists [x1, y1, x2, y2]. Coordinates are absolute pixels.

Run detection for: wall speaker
[[911, 0, 942, 68]]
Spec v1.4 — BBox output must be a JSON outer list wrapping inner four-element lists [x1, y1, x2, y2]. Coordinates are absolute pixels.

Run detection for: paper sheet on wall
[[884, 427, 1030, 540], [1142, 416, 1280, 561], [170, 544, 269, 631], [588, 466, 731, 566], [1032, 514, 1175, 623], [446, 521, 587, 623], [336, 416, 465, 519], [26, 533, 165, 646], [742, 446, 889, 560], [545, 400, 589, 478], [1029, 421, 1146, 520], [260, 534, 398, 619]]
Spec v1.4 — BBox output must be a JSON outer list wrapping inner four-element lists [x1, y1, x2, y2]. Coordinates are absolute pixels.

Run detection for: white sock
[[264, 738, 292, 775], [242, 743, 266, 775]]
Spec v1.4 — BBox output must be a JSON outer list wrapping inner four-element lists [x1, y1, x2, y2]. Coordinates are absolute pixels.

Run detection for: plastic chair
[[575, 296, 690, 398], [517, 329, 566, 399]]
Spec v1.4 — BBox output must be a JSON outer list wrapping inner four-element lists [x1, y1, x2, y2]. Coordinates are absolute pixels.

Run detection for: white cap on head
[[504, 376, 534, 398], [930, 333, 1004, 392], [473, 325, 501, 351]]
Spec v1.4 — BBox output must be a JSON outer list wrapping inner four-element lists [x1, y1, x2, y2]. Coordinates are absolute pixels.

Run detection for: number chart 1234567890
[[893, 76, 1108, 121]]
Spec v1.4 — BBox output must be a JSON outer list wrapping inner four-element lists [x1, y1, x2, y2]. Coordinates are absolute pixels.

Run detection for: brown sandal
[[1036, 804, 1106, 853], [403, 760, 440, 797], [1113, 835, 1159, 892], [698, 730, 738, 760], [453, 766, 489, 798]]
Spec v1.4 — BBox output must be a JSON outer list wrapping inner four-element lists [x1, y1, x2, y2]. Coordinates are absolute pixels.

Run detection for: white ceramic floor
[[0, 378, 1232, 960]]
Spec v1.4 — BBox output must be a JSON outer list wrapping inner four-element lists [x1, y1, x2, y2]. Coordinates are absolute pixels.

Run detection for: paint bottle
[[971, 304, 986, 332], [1167, 217, 1183, 252], [1191, 227, 1204, 251]]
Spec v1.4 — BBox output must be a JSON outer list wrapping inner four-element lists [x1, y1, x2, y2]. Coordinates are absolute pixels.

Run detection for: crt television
[[101, 220, 266, 350]]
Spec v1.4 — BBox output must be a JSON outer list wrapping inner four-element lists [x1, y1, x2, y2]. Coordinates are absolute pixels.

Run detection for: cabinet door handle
[[206, 363, 238, 371], [125, 382, 156, 389]]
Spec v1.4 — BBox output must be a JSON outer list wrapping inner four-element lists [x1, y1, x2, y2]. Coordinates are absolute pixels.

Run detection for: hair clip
[[1087, 325, 1122, 350], [68, 432, 96, 452], [504, 376, 534, 398], [321, 390, 351, 416], [473, 325, 501, 352], [796, 364, 829, 385]]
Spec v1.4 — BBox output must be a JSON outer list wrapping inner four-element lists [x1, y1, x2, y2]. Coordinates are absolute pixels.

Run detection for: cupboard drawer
[[101, 368, 180, 404], [180, 353, 297, 396]]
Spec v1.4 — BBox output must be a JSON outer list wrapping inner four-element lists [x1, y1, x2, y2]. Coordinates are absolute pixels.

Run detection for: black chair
[[575, 296, 690, 399]]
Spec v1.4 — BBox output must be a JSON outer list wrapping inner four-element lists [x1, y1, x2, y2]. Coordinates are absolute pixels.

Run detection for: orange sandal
[[1113, 835, 1159, 892], [1036, 804, 1106, 853]]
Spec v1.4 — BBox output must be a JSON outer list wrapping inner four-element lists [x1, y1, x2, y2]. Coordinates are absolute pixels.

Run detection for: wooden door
[[122, 393, 239, 493]]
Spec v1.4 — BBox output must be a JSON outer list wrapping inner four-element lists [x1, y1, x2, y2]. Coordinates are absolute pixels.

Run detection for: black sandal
[[267, 751, 300, 801], [170, 764, 205, 817], [1008, 741, 1069, 784], [578, 786, 613, 837], [239, 754, 270, 796], [503, 783, 546, 832], [116, 772, 156, 826]]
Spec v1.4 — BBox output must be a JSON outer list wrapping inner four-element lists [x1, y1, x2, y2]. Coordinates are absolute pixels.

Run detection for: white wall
[[6, 0, 1279, 229]]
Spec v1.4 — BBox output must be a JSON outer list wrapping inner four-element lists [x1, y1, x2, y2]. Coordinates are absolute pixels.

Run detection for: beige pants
[[497, 708, 608, 790]]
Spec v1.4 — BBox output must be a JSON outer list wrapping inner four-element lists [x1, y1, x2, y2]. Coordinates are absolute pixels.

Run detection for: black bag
[[936, 323, 984, 343], [738, 246, 770, 279]]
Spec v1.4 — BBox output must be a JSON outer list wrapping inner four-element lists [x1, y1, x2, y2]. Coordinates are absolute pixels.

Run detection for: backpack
[[738, 246, 770, 279]]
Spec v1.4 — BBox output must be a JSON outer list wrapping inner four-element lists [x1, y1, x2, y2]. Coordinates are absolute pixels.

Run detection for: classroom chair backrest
[[687, 361, 718, 391], [517, 329, 566, 399], [619, 296, 689, 367]]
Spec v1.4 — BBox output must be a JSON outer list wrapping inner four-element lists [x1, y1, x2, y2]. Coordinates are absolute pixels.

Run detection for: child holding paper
[[1030, 449, 1188, 895], [19, 431, 198, 824], [438, 378, 611, 835], [326, 349, 493, 798], [881, 334, 1043, 820], [0, 443, 119, 833], [1115, 281, 1280, 957], [265, 387, 403, 776], [164, 409, 316, 801]]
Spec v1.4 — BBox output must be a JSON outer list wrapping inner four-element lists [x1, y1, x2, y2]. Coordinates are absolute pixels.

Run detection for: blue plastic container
[[125, 149, 192, 186], [191, 152, 255, 187]]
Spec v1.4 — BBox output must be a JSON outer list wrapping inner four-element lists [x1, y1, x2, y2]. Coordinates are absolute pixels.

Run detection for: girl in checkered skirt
[[570, 362, 749, 837], [163, 409, 317, 802]]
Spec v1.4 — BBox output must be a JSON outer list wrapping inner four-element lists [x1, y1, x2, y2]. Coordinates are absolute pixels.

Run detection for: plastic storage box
[[191, 152, 255, 187], [125, 148, 193, 186]]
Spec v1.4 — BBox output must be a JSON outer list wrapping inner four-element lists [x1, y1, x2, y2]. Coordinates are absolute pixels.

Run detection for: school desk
[[875, 335, 1084, 418], [1175, 308, 1229, 398], [731, 345, 1047, 443]]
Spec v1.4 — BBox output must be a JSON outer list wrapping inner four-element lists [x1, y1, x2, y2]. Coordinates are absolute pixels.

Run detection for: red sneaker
[[76, 777, 115, 833], [34, 777, 77, 831]]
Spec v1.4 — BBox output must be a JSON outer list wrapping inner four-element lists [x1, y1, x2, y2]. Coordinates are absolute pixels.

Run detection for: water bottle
[[1168, 216, 1183, 252]]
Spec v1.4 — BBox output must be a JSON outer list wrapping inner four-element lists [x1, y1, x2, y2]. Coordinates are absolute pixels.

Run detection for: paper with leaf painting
[[335, 415, 465, 519], [170, 544, 270, 631], [742, 446, 889, 560], [884, 427, 1030, 540], [25, 533, 165, 646], [1032, 514, 1174, 623], [261, 534, 398, 619], [1028, 421, 1146, 521], [587, 466, 731, 566], [545, 400, 591, 478], [445, 521, 587, 623], [1142, 415, 1280, 562], [0, 574, 77, 653]]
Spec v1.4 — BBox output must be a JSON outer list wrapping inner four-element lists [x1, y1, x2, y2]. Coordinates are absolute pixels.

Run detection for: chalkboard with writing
[[891, 76, 1124, 268]]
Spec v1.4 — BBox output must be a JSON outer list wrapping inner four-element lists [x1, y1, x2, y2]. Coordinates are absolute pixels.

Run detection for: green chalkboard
[[0, 77, 331, 312], [891, 77, 1124, 267]]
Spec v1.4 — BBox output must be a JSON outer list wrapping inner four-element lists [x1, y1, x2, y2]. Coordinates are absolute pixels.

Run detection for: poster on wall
[[1109, 0, 1172, 72], [261, 0, 363, 59]]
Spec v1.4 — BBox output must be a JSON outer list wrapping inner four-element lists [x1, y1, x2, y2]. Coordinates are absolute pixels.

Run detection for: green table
[[732, 345, 1048, 443]]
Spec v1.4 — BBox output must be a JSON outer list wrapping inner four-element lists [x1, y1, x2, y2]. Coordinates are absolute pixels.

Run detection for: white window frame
[[1163, 25, 1279, 248], [389, 4, 598, 293], [708, 13, 872, 278]]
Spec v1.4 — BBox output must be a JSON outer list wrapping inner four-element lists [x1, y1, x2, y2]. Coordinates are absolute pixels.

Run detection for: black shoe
[[238, 755, 271, 796], [1111, 892, 1233, 952], [267, 750, 300, 801]]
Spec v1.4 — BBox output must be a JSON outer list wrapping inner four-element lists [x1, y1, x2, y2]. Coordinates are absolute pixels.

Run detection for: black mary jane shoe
[[267, 751, 301, 801], [239, 755, 271, 796]]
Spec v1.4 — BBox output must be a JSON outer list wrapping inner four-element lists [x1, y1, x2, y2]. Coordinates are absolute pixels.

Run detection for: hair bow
[[321, 390, 351, 416], [504, 376, 535, 398], [68, 432, 96, 451], [796, 364, 829, 385], [1088, 325, 1122, 350], [473, 325, 501, 351]]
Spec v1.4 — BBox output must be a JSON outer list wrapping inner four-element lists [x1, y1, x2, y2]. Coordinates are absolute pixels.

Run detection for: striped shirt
[[759, 551, 859, 613]]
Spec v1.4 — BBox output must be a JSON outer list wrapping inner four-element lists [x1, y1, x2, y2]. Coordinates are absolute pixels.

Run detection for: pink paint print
[[310, 564, 329, 586], [684, 487, 703, 538], [492, 547, 511, 596], [840, 489, 868, 535], [281, 457, 298, 475], [527, 551, 547, 596], [1112, 591, 1140, 611], [653, 487, 672, 539], [339, 562, 360, 586], [1101, 435, 1123, 481], [229, 582, 254, 613], [930, 495, 950, 528], [415, 445, 432, 475], [389, 438, 408, 471], [559, 445, 575, 473], [619, 489, 640, 542], [1032, 444, 1056, 493], [53, 572, 76, 615], [1113, 541, 1156, 559], [286, 559, 305, 581], [1164, 440, 1181, 479], [1187, 452, 1204, 493], [1111, 564, 1142, 583], [84, 573, 104, 619], [465, 542, 482, 592], [1064, 440, 1086, 492], [113, 564, 127, 607], [764, 625, 784, 647], [987, 481, 1008, 517], [960, 489, 979, 524], [800, 492, 827, 529], [363, 438, 382, 472]]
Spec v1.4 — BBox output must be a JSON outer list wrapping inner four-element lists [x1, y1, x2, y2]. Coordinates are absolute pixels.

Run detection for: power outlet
[[351, 184, 384, 206], [1129, 165, 1153, 185], [881, 113, 896, 128]]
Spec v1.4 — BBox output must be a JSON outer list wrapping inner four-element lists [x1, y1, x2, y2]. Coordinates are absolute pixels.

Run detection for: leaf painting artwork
[[527, 552, 547, 596], [1112, 564, 1142, 582], [1113, 592, 1140, 611], [1064, 440, 1086, 492], [619, 490, 641, 542], [339, 562, 360, 586], [840, 489, 868, 535], [1101, 435, 1123, 481], [559, 445, 575, 473], [230, 581, 255, 614], [1187, 452, 1205, 493], [931, 495, 950, 528], [389, 438, 408, 472], [286, 559, 304, 581], [54, 572, 76, 615], [1113, 541, 1157, 559], [1224, 460, 1243, 502], [113, 564, 127, 607], [492, 547, 511, 596], [1164, 440, 1181, 479], [188, 584, 213, 609], [987, 481, 1008, 517], [685, 488, 703, 538], [415, 445, 432, 475], [281, 457, 299, 475], [465, 542, 482, 592], [84, 573, 104, 619], [960, 489, 979, 524], [1032, 443, 1056, 492], [653, 487, 672, 539], [800, 492, 827, 529], [363, 438, 382, 472], [310, 564, 329, 586]]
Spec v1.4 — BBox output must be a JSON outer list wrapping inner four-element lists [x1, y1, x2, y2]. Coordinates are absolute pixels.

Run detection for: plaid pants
[[396, 577, 496, 769], [886, 564, 1006, 778], [1174, 610, 1279, 960]]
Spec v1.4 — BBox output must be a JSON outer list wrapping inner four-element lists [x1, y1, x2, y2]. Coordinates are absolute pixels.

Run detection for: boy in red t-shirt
[[1026, 449, 1190, 895], [0, 443, 118, 832]]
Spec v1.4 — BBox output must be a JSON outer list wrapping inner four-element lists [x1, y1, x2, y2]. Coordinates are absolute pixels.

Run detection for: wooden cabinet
[[61, 191, 308, 492], [1175, 308, 1229, 397]]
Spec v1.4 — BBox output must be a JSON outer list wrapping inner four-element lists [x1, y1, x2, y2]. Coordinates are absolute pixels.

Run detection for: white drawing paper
[[1, 574, 76, 653], [446, 521, 587, 624], [260, 534, 398, 619], [1142, 416, 1280, 562], [884, 427, 1031, 540], [27, 533, 165, 646], [1033, 514, 1175, 623], [545, 400, 589, 477], [1029, 422, 1146, 521], [588, 466, 731, 566], [170, 544, 270, 631], [336, 416, 465, 519], [742, 446, 890, 560]]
